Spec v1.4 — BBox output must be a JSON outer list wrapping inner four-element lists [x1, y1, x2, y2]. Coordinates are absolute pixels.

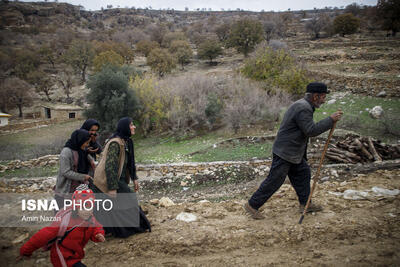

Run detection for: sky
[[21, 0, 377, 12]]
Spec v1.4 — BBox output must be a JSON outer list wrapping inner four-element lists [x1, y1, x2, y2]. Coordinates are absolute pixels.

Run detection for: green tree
[[93, 50, 124, 73], [227, 18, 264, 57], [85, 65, 139, 133], [333, 13, 360, 37], [147, 48, 176, 77], [135, 40, 160, 57], [197, 39, 223, 64], [241, 46, 310, 96], [64, 40, 94, 83], [169, 40, 193, 69], [377, 0, 400, 36]]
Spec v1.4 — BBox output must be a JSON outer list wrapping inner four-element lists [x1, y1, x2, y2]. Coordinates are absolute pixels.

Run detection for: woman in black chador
[[91, 117, 151, 238], [80, 119, 102, 161]]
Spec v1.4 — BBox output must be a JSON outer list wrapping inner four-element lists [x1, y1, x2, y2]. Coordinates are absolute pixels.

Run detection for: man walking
[[244, 82, 343, 219]]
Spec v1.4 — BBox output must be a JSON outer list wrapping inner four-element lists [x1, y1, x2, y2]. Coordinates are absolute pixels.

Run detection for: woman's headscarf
[[64, 129, 91, 174], [80, 119, 100, 131], [110, 117, 137, 179]]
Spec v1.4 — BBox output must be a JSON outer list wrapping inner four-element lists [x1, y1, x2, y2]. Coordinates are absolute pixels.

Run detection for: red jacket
[[20, 215, 104, 267]]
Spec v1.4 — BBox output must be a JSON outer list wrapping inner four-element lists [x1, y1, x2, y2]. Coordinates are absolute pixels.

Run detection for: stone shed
[[41, 104, 84, 120]]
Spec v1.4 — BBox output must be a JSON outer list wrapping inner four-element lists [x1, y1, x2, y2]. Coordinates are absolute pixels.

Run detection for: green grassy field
[[314, 94, 400, 142], [134, 133, 273, 163]]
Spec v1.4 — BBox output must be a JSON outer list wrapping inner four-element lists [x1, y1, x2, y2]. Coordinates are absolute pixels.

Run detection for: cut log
[[353, 139, 374, 160], [367, 137, 382, 162], [326, 153, 349, 163], [329, 147, 362, 161]]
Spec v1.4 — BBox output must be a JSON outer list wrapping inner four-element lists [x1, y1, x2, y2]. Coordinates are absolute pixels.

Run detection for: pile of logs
[[326, 135, 400, 164]]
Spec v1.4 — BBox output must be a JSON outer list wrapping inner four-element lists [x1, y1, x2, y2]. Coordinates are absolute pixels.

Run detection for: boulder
[[369, 106, 384, 119]]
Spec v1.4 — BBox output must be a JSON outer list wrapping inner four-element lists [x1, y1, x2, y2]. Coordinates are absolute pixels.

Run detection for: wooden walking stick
[[298, 115, 339, 224]]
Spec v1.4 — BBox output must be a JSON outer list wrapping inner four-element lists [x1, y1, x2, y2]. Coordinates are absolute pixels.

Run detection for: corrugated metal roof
[[0, 112, 11, 117]]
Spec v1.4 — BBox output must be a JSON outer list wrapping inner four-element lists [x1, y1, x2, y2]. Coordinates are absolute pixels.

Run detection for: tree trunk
[[81, 65, 86, 83], [17, 104, 23, 118]]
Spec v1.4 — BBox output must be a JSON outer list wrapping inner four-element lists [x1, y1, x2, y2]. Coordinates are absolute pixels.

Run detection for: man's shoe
[[243, 202, 265, 220], [299, 202, 323, 214]]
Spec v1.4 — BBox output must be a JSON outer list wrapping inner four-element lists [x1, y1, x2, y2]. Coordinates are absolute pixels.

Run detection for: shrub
[[127, 73, 291, 135], [222, 77, 290, 133], [205, 93, 223, 126], [241, 45, 311, 96], [130, 75, 166, 135]]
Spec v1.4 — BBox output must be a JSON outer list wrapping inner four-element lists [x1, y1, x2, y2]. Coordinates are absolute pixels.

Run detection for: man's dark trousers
[[248, 154, 311, 210]]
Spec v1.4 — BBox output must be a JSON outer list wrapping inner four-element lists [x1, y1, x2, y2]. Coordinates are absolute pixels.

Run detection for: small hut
[[41, 104, 84, 120], [0, 112, 11, 126]]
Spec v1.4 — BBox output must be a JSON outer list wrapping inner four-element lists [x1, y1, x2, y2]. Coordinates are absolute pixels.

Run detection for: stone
[[369, 106, 384, 119], [330, 169, 339, 178], [29, 183, 39, 191], [376, 91, 387, 97], [327, 99, 336, 105], [159, 197, 175, 207], [176, 212, 197, 222]]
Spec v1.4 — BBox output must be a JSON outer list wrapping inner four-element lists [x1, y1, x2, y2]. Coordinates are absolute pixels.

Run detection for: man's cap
[[306, 82, 330, 94]]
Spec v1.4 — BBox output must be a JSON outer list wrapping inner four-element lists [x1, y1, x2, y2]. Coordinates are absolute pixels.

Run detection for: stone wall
[[0, 155, 272, 182], [0, 118, 76, 133]]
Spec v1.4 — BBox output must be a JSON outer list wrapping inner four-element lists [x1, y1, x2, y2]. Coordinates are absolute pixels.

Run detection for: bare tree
[[27, 71, 54, 101], [1, 77, 34, 117], [263, 21, 276, 42], [57, 68, 75, 102], [305, 13, 332, 39]]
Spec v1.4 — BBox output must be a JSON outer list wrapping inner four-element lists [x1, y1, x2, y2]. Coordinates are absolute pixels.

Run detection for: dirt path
[[1, 169, 399, 266]]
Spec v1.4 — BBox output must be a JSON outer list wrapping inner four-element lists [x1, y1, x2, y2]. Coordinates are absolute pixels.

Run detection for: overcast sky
[[22, 0, 377, 12]]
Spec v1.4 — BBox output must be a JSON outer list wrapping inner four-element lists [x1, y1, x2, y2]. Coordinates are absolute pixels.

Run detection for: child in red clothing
[[19, 184, 105, 267]]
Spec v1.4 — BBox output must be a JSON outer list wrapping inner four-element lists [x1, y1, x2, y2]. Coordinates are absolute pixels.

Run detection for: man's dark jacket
[[272, 98, 333, 164]]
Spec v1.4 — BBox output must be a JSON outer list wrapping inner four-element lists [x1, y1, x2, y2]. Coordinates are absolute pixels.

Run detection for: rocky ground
[[0, 167, 399, 266]]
